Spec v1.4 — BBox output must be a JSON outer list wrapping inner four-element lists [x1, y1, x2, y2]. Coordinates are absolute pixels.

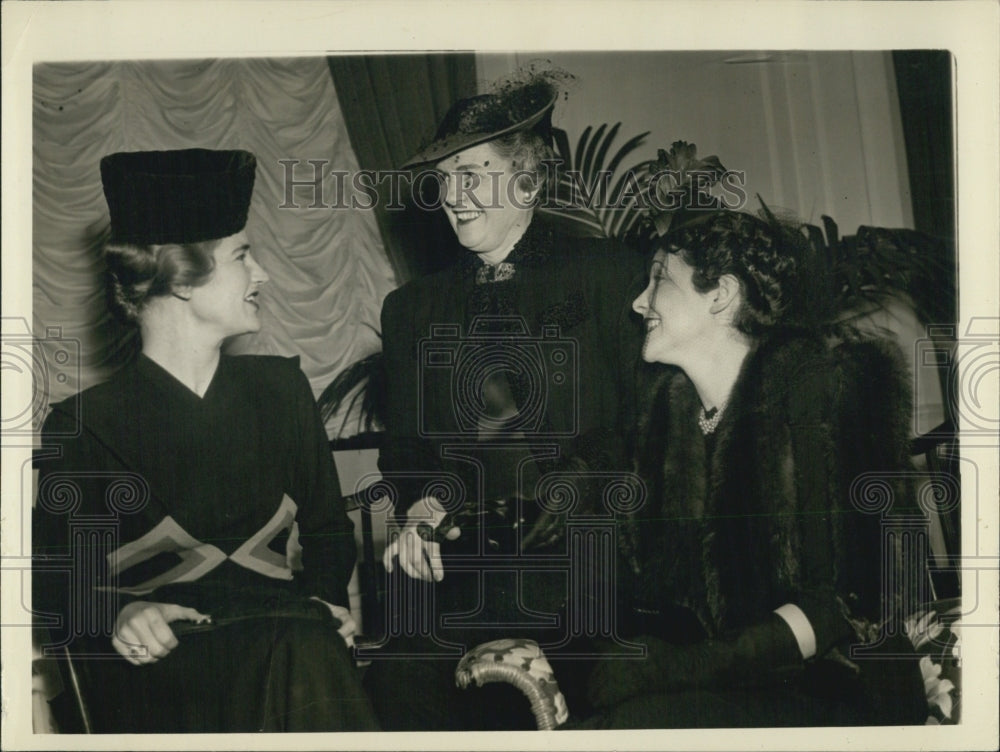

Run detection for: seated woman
[[580, 209, 928, 727], [32, 149, 377, 732]]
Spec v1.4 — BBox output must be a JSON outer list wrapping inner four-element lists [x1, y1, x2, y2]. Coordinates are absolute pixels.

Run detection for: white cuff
[[773, 603, 817, 659]]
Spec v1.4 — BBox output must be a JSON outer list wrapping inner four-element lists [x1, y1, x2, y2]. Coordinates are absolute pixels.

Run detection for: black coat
[[605, 332, 929, 725], [377, 218, 646, 648], [379, 218, 646, 521], [626, 332, 921, 645]]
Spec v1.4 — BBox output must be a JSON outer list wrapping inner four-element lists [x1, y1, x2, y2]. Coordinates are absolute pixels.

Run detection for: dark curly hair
[[662, 210, 819, 337], [104, 239, 220, 323]]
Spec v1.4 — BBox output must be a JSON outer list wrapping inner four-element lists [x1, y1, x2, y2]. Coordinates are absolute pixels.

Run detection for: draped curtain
[[32, 58, 396, 431], [327, 54, 478, 282], [892, 51, 955, 245], [892, 51, 956, 329]]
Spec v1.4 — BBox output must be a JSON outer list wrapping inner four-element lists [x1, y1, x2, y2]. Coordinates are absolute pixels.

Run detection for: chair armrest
[[454, 639, 569, 729]]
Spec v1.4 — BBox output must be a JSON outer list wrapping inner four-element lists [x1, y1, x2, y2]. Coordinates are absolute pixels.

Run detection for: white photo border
[[3, 2, 998, 750]]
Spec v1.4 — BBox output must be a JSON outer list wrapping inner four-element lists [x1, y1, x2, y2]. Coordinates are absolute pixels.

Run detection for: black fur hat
[[100, 149, 256, 244]]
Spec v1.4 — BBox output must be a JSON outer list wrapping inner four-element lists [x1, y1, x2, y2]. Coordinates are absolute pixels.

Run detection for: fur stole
[[621, 331, 914, 640]]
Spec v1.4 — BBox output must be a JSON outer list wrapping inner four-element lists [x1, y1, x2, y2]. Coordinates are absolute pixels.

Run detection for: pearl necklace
[[698, 402, 727, 435]]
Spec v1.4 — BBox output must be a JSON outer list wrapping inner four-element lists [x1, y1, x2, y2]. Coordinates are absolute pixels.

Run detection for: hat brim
[[401, 93, 557, 170]]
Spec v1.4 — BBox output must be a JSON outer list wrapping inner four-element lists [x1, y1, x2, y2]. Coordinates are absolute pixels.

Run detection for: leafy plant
[[539, 131, 731, 250], [620, 141, 729, 251], [317, 345, 386, 438], [538, 123, 650, 238], [803, 216, 955, 327]]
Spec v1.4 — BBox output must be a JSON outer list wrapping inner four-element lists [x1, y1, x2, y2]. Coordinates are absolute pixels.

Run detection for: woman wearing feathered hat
[[366, 68, 646, 730], [33, 149, 377, 732]]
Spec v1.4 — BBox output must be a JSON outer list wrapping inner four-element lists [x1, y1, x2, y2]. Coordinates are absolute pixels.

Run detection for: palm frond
[[317, 351, 387, 438], [536, 205, 609, 238], [574, 125, 594, 172], [551, 127, 573, 167], [546, 123, 650, 238], [590, 122, 622, 177], [802, 215, 955, 327], [602, 158, 655, 236], [581, 123, 609, 181], [604, 131, 650, 178]]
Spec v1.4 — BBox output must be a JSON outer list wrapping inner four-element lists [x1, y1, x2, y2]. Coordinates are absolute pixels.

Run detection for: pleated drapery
[[32, 58, 396, 431]]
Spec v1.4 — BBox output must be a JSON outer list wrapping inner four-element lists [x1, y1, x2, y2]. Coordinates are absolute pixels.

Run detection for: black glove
[[519, 455, 593, 553], [586, 615, 803, 709], [520, 507, 567, 552]]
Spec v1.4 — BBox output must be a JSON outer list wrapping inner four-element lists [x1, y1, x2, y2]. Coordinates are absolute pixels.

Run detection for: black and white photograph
[[2, 2, 997, 750]]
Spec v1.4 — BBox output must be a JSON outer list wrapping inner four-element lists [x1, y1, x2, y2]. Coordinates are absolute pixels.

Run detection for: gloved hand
[[520, 507, 567, 552], [519, 456, 590, 553], [382, 496, 461, 582]]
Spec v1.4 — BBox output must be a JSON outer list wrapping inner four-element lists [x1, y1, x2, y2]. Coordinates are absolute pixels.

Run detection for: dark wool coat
[[379, 218, 646, 520], [623, 331, 922, 656], [367, 217, 647, 731]]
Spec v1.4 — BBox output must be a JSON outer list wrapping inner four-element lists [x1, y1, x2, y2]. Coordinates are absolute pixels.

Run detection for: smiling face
[[632, 250, 716, 366], [434, 142, 535, 265], [186, 230, 269, 340]]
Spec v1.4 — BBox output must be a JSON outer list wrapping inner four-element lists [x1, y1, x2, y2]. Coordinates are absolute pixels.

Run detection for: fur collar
[[623, 331, 913, 639]]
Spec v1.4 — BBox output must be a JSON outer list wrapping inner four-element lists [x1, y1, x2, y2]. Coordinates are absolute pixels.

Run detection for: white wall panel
[[477, 51, 913, 233]]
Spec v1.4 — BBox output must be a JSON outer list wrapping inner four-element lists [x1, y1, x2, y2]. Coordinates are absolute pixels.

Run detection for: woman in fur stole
[[579, 210, 928, 727]]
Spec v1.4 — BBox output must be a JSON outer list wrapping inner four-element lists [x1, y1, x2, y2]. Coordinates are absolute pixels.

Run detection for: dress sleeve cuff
[[773, 603, 818, 659]]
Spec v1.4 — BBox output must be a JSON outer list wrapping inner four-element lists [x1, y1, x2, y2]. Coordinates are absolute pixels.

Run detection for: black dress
[[33, 353, 378, 732]]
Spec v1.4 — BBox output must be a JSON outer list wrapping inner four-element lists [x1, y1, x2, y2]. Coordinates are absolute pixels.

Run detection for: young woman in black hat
[[366, 70, 646, 730], [33, 149, 378, 732]]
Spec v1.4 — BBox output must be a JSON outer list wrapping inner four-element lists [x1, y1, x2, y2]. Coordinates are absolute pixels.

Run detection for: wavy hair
[[663, 210, 819, 337], [490, 129, 556, 201], [104, 239, 219, 322]]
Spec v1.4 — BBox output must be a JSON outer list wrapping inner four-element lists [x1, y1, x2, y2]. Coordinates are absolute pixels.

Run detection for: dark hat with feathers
[[401, 78, 560, 169]]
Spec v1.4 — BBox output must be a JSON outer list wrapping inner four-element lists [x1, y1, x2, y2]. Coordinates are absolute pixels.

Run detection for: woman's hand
[[520, 508, 567, 551], [310, 598, 357, 648], [382, 496, 461, 582], [112, 601, 211, 666]]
